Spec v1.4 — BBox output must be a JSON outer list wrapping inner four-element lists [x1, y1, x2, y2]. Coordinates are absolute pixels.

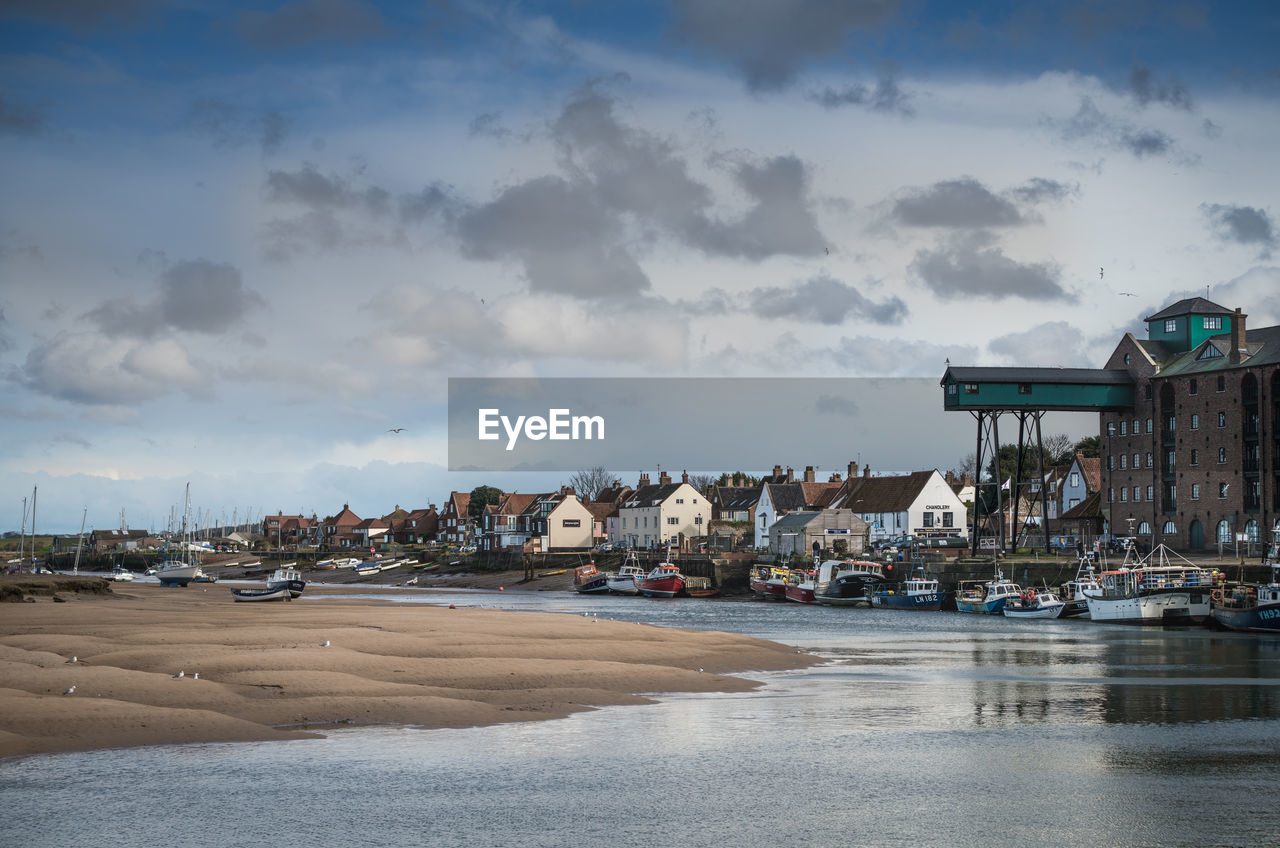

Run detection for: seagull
[[1099, 267, 1104, 279], [172, 671, 184, 679], [824, 247, 829, 255], [63, 685, 76, 695], [321, 640, 331, 648], [388, 428, 405, 434], [67, 656, 77, 664], [1118, 292, 1137, 297], [192, 673, 199, 680]]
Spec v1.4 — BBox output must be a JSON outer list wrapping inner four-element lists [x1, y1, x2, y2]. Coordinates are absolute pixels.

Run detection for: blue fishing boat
[[1212, 562, 1280, 633], [870, 569, 944, 611], [955, 572, 1022, 614]]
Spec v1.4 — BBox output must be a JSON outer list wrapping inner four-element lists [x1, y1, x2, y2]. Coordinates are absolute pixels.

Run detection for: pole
[[73, 507, 87, 575]]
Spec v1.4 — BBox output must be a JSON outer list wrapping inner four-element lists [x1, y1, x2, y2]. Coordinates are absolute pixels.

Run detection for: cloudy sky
[[3, 0, 1279, 532]]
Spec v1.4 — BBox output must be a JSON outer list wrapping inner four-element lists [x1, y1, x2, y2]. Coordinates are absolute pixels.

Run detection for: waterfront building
[[440, 492, 474, 546], [614, 470, 709, 550], [767, 509, 869, 556], [1101, 297, 1279, 551], [321, 504, 361, 548], [829, 468, 969, 542]]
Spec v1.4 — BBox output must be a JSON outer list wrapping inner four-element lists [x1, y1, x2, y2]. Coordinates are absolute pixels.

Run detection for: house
[[352, 517, 389, 549], [614, 471, 710, 550], [584, 502, 613, 543], [321, 504, 362, 548], [708, 485, 762, 549], [529, 489, 595, 551], [1058, 452, 1100, 518], [390, 506, 438, 544], [478, 493, 539, 551], [261, 511, 319, 545], [88, 528, 151, 553], [768, 510, 869, 557], [830, 468, 968, 541], [754, 466, 842, 549], [440, 492, 474, 545]]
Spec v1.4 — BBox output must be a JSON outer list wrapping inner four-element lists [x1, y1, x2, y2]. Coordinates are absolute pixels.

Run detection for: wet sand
[[0, 582, 814, 760]]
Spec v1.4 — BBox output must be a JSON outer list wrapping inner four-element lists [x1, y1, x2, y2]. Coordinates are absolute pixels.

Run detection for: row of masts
[[13, 496, 312, 543]]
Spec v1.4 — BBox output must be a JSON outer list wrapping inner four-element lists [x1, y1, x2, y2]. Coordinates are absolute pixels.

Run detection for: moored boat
[[1084, 544, 1212, 626], [1060, 555, 1102, 618], [572, 562, 611, 594], [1003, 590, 1066, 619], [607, 555, 645, 595], [231, 586, 292, 602], [267, 565, 307, 598], [1212, 563, 1280, 633], [814, 559, 887, 606], [749, 565, 790, 601], [955, 573, 1022, 614], [354, 562, 381, 577], [870, 569, 944, 610], [684, 576, 719, 598], [784, 569, 818, 604], [110, 565, 134, 582], [635, 562, 686, 598]]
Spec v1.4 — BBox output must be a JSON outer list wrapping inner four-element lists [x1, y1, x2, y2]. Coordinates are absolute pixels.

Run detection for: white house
[[614, 472, 709, 549], [831, 469, 968, 540], [538, 496, 595, 551], [755, 480, 841, 549]]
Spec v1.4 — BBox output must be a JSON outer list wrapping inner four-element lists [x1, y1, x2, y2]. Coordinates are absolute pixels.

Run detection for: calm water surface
[[4, 590, 1279, 848]]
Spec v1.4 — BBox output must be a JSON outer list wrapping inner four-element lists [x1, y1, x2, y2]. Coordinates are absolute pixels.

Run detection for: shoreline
[[0, 582, 816, 761]]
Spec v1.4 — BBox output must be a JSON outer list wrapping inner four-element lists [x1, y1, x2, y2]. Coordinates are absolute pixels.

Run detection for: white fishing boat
[[267, 565, 306, 598], [110, 565, 135, 583], [1003, 590, 1066, 619], [607, 554, 645, 595], [1084, 544, 1213, 625], [1060, 554, 1103, 618]]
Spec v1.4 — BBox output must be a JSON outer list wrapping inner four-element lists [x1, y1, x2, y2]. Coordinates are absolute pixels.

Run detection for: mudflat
[[0, 582, 814, 759]]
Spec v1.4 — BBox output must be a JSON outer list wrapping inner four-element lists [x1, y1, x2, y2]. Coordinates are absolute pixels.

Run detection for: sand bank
[[0, 582, 814, 760]]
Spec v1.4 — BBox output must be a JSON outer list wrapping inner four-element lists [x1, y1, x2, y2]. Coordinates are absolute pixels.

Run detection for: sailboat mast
[[18, 496, 28, 566], [73, 507, 87, 575], [30, 486, 37, 567]]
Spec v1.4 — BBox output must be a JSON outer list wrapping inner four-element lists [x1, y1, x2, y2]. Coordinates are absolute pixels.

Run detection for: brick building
[[1101, 297, 1279, 551]]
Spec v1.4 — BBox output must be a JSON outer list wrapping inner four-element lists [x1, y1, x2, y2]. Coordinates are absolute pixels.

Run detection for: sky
[[3, 0, 1279, 533]]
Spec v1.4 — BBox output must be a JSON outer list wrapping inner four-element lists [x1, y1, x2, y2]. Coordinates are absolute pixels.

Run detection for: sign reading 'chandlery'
[[448, 377, 980, 473]]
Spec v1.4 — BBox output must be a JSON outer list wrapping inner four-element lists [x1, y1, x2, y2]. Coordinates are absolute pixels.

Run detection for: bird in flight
[[1118, 292, 1137, 297], [1099, 267, 1104, 279], [388, 428, 405, 433]]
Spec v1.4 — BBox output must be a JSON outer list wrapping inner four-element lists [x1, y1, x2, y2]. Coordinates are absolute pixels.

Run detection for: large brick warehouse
[[1102, 297, 1279, 552]]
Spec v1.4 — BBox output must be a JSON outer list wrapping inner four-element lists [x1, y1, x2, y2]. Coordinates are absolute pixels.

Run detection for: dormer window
[[1203, 316, 1221, 330], [1164, 319, 1177, 333], [1197, 344, 1223, 360]]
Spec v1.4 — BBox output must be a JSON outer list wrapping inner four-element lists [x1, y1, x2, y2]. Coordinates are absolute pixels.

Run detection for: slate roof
[[1156, 325, 1280, 375], [713, 486, 761, 511], [942, 366, 1133, 386], [623, 483, 686, 507], [1061, 490, 1102, 520], [838, 470, 936, 513], [1145, 297, 1232, 321]]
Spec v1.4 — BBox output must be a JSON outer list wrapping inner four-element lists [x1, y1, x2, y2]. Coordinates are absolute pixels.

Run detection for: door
[[1189, 519, 1204, 549]]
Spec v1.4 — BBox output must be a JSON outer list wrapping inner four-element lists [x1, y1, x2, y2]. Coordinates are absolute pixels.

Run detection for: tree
[[1042, 432, 1076, 466], [687, 473, 717, 494], [1073, 435, 1100, 457], [716, 471, 760, 487], [467, 485, 503, 519], [566, 466, 615, 501]]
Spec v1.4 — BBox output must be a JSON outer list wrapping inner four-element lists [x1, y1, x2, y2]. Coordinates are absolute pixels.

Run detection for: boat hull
[[1003, 603, 1065, 619], [870, 591, 942, 611], [1085, 588, 1211, 625], [955, 597, 1009, 614], [636, 577, 686, 598], [156, 562, 203, 587], [606, 577, 638, 594], [231, 587, 292, 602], [1211, 602, 1280, 633], [574, 575, 611, 593], [268, 578, 307, 598], [784, 584, 817, 604]]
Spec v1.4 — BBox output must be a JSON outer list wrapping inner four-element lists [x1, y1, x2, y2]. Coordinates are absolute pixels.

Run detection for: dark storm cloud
[[0, 93, 46, 135], [890, 178, 1026, 228], [1054, 96, 1176, 160], [454, 176, 649, 298], [910, 233, 1071, 302], [748, 274, 907, 325], [83, 260, 262, 336], [551, 88, 826, 259], [1201, 203, 1276, 256], [809, 68, 914, 115], [1128, 63, 1193, 110], [668, 0, 899, 91], [237, 0, 384, 49]]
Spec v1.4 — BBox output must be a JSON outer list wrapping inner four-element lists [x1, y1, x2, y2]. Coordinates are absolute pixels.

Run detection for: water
[[4, 592, 1279, 848]]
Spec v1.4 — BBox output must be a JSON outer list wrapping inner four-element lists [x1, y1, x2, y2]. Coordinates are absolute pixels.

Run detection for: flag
[[1001, 478, 1011, 491]]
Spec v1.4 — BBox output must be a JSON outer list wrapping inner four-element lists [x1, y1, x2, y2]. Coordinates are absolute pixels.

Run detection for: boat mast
[[18, 496, 28, 567], [30, 486, 37, 567], [72, 506, 87, 575]]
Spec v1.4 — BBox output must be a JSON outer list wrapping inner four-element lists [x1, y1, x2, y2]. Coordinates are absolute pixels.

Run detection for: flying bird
[[1099, 267, 1104, 278], [388, 428, 405, 433], [1118, 292, 1137, 297], [63, 685, 76, 695]]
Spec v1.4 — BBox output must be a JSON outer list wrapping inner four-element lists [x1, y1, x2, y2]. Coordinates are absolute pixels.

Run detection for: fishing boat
[[1083, 544, 1213, 625], [814, 559, 887, 606], [635, 551, 686, 598], [354, 561, 381, 577], [749, 565, 790, 601], [267, 564, 307, 598], [1003, 590, 1066, 619], [231, 586, 292, 602], [784, 569, 818, 604], [1059, 555, 1103, 618], [1212, 562, 1280, 633], [869, 568, 944, 611], [607, 553, 644, 594], [572, 562, 611, 594], [156, 484, 205, 587], [954, 571, 1023, 615], [110, 565, 134, 582]]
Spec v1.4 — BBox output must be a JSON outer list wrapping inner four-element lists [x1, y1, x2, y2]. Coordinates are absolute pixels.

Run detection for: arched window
[[1138, 521, 1151, 535], [1245, 520, 1259, 542], [1162, 521, 1176, 535], [1217, 520, 1232, 543]]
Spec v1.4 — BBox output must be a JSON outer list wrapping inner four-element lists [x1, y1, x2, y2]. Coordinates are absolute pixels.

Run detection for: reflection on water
[[4, 591, 1279, 848]]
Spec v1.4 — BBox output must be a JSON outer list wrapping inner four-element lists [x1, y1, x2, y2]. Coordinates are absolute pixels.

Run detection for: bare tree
[[1042, 432, 1076, 465], [567, 466, 615, 501], [954, 452, 978, 479], [687, 473, 717, 494]]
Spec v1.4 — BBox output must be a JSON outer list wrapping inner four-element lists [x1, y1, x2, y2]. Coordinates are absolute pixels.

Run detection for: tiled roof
[[1061, 490, 1102, 520], [1145, 297, 1232, 321], [623, 483, 685, 507]]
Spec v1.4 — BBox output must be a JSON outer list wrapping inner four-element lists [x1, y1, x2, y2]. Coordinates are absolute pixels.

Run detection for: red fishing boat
[[784, 569, 818, 604], [635, 560, 686, 598], [749, 565, 791, 601]]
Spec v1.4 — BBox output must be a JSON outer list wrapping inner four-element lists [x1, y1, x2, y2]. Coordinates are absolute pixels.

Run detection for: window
[[1219, 447, 1227, 463], [1018, 383, 1032, 395], [1124, 353, 1131, 364], [1220, 483, 1230, 499], [1070, 472, 1080, 488], [667, 516, 678, 525], [1146, 486, 1153, 501], [1120, 455, 1127, 470], [943, 512, 954, 527], [1191, 414, 1199, 429], [1107, 456, 1114, 470], [1245, 520, 1259, 542], [1107, 422, 1115, 436], [692, 499, 698, 504], [1189, 378, 1198, 395], [1217, 520, 1231, 542], [1218, 412, 1226, 428], [1198, 345, 1223, 360], [964, 383, 979, 394], [1146, 452, 1153, 468], [1120, 421, 1128, 436], [1146, 418, 1153, 434], [947, 383, 957, 395], [676, 498, 684, 504], [1108, 488, 1114, 503], [1138, 521, 1151, 535], [1133, 487, 1141, 502], [923, 512, 934, 527], [1191, 484, 1200, 500], [1120, 488, 1128, 502], [1133, 453, 1140, 468], [1190, 449, 1198, 466], [694, 515, 703, 525], [1133, 418, 1140, 434], [1217, 375, 1225, 392], [1204, 316, 1222, 330], [1162, 521, 1176, 535], [1165, 319, 1177, 333]]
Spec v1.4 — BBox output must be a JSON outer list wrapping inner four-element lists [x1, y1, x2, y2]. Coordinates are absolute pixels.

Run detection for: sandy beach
[[0, 580, 814, 760]]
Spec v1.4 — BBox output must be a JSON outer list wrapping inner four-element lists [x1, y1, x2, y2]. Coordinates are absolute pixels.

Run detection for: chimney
[[1230, 308, 1248, 364], [945, 470, 955, 484], [681, 469, 689, 484], [829, 472, 842, 482], [638, 472, 650, 487], [786, 466, 795, 482], [659, 469, 671, 485], [803, 465, 815, 483], [863, 464, 871, 479], [848, 460, 858, 479], [772, 464, 783, 477]]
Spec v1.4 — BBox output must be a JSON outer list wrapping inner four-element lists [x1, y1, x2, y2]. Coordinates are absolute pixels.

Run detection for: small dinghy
[[231, 586, 293, 602]]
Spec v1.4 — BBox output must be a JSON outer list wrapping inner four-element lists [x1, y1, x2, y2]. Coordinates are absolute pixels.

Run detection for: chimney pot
[[773, 464, 782, 477], [682, 469, 689, 484], [863, 465, 871, 479], [786, 466, 794, 482], [1230, 307, 1247, 364], [803, 465, 815, 483]]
